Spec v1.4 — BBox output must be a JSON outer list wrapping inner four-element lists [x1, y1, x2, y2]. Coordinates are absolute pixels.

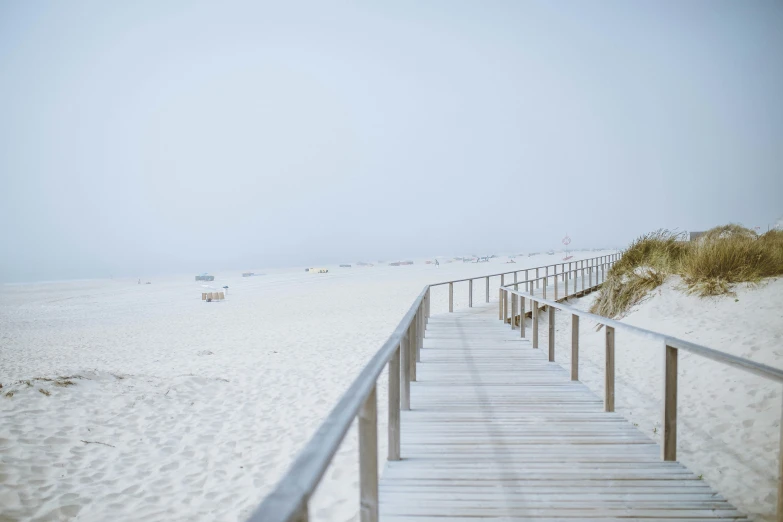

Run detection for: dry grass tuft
[[591, 224, 783, 318], [38, 388, 51, 396]]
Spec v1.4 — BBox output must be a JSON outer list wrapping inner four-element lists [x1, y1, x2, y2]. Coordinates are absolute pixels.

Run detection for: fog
[[1, 1, 781, 283]]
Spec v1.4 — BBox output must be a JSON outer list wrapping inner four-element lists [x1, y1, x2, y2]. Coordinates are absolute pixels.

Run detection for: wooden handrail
[[501, 273, 783, 522], [431, 253, 619, 313], [505, 286, 783, 383], [428, 253, 616, 287], [248, 286, 429, 522]]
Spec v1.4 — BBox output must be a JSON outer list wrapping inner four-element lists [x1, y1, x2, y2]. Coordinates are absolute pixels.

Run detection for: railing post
[[520, 296, 526, 338], [571, 315, 579, 380], [504, 288, 509, 324], [536, 268, 539, 288], [662, 344, 678, 461], [543, 278, 547, 300], [545, 266, 549, 287], [532, 301, 539, 349], [778, 397, 783, 522], [554, 276, 558, 301], [417, 305, 422, 363], [581, 267, 585, 293], [485, 277, 489, 303], [448, 282, 453, 313], [511, 292, 518, 330], [501, 273, 505, 287], [469, 279, 473, 308], [514, 271, 517, 285], [605, 326, 615, 412], [359, 386, 378, 522], [388, 345, 401, 461], [548, 306, 555, 362], [400, 336, 410, 410], [409, 322, 416, 382], [426, 286, 430, 323], [498, 289, 503, 320]]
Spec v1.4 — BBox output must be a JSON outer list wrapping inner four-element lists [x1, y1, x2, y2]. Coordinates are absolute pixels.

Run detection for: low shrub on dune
[[590, 225, 783, 318]]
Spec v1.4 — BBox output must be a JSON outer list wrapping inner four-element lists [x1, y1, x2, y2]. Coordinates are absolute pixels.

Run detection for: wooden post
[[504, 289, 509, 324], [469, 279, 473, 308], [388, 346, 400, 460], [520, 296, 526, 338], [501, 274, 505, 287], [409, 322, 416, 382], [571, 315, 579, 380], [545, 266, 549, 288], [554, 276, 558, 301], [511, 292, 517, 330], [400, 337, 410, 410], [416, 307, 422, 363], [536, 268, 539, 288], [359, 386, 378, 522], [514, 271, 517, 285], [449, 282, 453, 313], [605, 326, 615, 412], [426, 287, 431, 322], [778, 396, 783, 522], [498, 289, 503, 320], [548, 306, 555, 362], [581, 267, 585, 293], [485, 277, 489, 303], [543, 278, 547, 300], [662, 344, 678, 461], [532, 301, 539, 349]]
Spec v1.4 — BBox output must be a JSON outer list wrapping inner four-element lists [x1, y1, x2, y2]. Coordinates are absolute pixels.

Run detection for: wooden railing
[[429, 254, 619, 312], [248, 253, 614, 522], [248, 285, 430, 522], [501, 278, 783, 522]]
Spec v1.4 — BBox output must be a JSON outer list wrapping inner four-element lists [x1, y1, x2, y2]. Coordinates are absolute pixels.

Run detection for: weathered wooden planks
[[378, 306, 746, 520]]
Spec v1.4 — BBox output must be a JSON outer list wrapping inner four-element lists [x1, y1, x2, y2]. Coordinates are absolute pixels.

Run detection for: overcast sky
[[1, 1, 781, 282]]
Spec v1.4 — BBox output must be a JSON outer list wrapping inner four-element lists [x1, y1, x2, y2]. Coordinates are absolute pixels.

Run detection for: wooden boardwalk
[[379, 306, 746, 521]]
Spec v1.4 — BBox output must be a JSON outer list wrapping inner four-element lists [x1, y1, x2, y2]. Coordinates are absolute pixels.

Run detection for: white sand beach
[[0, 251, 610, 522]]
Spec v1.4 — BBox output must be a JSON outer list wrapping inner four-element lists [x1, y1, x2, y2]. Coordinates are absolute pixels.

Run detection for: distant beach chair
[[202, 292, 225, 302]]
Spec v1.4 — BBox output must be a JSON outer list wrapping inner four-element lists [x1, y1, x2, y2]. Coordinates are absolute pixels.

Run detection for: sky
[[1, 1, 782, 282]]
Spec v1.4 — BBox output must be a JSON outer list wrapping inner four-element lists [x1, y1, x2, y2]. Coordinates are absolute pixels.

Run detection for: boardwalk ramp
[[379, 306, 744, 521]]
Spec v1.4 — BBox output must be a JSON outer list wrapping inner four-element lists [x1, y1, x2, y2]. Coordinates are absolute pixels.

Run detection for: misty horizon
[[2, 2, 781, 284]]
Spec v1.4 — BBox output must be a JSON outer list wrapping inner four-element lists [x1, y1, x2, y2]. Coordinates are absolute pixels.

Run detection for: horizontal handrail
[[429, 253, 616, 287], [506, 288, 783, 383], [248, 286, 430, 522], [501, 274, 783, 521]]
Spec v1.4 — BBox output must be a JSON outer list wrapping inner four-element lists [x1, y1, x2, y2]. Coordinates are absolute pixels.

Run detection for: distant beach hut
[[195, 274, 215, 281]]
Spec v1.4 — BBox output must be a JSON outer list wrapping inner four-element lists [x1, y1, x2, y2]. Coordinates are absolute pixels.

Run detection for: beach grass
[[590, 225, 783, 318]]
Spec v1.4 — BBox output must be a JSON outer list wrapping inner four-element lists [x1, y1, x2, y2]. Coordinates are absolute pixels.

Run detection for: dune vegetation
[[590, 224, 783, 318]]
